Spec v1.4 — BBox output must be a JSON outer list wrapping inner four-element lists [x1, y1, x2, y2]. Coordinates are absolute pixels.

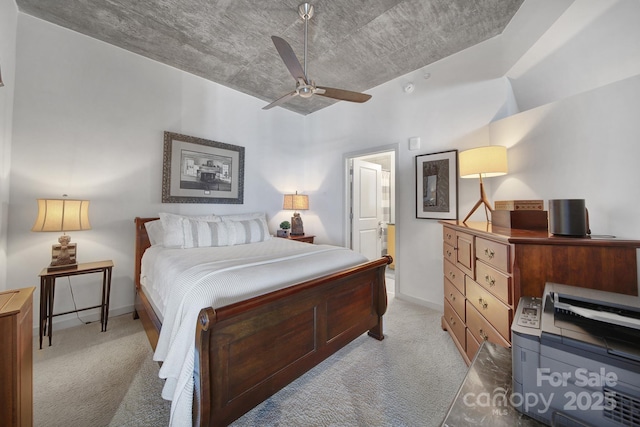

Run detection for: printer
[[512, 283, 640, 427]]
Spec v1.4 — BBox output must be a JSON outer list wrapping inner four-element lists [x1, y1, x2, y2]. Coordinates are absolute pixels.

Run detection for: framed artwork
[[415, 149, 458, 219], [162, 131, 245, 204]]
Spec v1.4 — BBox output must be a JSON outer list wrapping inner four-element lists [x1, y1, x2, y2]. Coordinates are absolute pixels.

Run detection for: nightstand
[[283, 234, 315, 244], [38, 260, 114, 349]]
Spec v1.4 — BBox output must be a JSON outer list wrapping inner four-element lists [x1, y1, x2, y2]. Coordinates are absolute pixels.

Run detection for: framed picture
[[415, 150, 458, 219], [162, 131, 245, 204]]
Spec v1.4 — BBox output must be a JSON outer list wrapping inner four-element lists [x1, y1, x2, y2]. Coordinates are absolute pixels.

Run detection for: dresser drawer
[[443, 226, 456, 245], [456, 231, 474, 276], [443, 259, 465, 294], [466, 301, 510, 348], [466, 328, 481, 362], [444, 277, 465, 320], [444, 299, 466, 349], [443, 241, 455, 264], [475, 260, 511, 304], [475, 237, 510, 273], [465, 277, 512, 340]]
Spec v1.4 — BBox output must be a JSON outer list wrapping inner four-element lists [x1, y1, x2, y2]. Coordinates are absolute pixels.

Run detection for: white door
[[352, 159, 382, 260]]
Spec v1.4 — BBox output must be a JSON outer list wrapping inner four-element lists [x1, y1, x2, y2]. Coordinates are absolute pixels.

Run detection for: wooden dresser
[[440, 221, 640, 365], [0, 287, 35, 427]]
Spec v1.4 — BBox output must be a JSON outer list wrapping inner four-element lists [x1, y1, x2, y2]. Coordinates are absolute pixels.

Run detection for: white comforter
[[140, 238, 368, 426]]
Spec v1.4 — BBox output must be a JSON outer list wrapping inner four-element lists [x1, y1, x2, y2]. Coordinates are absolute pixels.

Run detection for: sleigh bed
[[133, 216, 391, 426]]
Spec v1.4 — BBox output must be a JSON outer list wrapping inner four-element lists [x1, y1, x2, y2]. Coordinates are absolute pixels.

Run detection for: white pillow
[[159, 212, 218, 247], [182, 219, 233, 248], [180, 216, 271, 248], [225, 217, 271, 245], [144, 220, 164, 246]]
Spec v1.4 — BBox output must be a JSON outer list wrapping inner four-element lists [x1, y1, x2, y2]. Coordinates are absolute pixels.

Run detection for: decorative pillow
[[144, 220, 165, 246], [159, 212, 218, 248], [181, 218, 233, 248], [224, 217, 271, 245]]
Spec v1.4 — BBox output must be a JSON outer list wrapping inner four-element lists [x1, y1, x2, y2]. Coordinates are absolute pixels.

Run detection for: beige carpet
[[33, 313, 171, 427], [33, 293, 467, 426]]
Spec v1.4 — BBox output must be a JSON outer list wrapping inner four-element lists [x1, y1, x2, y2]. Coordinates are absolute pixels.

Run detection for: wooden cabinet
[[439, 221, 640, 365], [0, 287, 35, 427]]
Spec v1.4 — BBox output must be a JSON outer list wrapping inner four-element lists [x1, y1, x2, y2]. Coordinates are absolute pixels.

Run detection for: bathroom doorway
[[345, 147, 397, 291]]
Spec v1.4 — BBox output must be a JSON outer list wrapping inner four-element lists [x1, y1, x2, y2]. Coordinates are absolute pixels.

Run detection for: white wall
[[305, 0, 640, 309], [0, 0, 18, 291], [8, 14, 303, 327]]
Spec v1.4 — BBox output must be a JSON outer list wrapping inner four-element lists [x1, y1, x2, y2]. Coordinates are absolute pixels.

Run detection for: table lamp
[[32, 197, 91, 271], [459, 145, 508, 223], [283, 191, 309, 236]]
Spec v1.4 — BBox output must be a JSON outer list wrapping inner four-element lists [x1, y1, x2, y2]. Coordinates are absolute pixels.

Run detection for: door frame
[[343, 144, 399, 291]]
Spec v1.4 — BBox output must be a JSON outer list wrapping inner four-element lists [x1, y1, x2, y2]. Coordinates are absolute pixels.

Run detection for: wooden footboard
[[133, 217, 391, 426]]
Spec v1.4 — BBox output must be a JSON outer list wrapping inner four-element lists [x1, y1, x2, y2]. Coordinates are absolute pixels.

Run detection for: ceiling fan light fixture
[[299, 87, 313, 98]]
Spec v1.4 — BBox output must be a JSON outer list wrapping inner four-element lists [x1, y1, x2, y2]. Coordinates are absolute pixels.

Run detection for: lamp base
[[49, 241, 78, 271], [290, 213, 305, 236], [462, 177, 493, 223], [47, 262, 78, 272]]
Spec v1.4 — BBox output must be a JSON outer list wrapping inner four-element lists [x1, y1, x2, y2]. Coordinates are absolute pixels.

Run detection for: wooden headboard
[[134, 217, 158, 291]]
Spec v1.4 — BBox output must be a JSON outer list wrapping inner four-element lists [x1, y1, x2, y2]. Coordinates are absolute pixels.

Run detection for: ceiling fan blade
[[316, 86, 372, 103], [271, 36, 307, 83], [262, 90, 298, 110]]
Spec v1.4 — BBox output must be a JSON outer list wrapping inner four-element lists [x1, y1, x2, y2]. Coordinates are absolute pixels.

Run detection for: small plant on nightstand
[[278, 221, 291, 237]]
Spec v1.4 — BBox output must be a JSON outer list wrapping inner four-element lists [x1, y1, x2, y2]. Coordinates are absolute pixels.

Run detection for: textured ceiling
[[16, 0, 524, 115]]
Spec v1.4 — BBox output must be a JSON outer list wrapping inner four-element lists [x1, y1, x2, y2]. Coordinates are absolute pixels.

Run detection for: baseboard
[[394, 292, 444, 312], [32, 304, 135, 336]]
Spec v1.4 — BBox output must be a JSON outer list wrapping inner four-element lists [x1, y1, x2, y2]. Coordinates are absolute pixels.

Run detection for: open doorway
[[345, 147, 397, 293]]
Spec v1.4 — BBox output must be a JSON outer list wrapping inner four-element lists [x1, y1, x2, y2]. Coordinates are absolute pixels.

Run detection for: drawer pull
[[449, 293, 455, 301], [484, 275, 496, 287], [484, 248, 495, 259], [478, 297, 488, 309], [446, 250, 452, 257], [479, 328, 489, 341], [449, 316, 456, 326], [446, 233, 453, 241], [448, 271, 455, 279]]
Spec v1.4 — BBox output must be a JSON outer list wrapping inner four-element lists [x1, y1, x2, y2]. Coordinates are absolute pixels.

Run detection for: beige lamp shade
[[32, 199, 91, 232], [459, 145, 508, 179], [283, 193, 309, 211]]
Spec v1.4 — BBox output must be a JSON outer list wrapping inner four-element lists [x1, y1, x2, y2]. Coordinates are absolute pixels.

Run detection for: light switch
[[409, 137, 420, 151]]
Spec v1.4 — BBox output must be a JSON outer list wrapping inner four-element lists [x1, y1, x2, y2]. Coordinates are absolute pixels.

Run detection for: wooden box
[[491, 210, 548, 230]]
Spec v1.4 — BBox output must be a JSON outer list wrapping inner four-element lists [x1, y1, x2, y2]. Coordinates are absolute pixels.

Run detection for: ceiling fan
[[263, 3, 372, 110]]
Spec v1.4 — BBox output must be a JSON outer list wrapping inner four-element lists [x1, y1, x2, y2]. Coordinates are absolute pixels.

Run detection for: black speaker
[[548, 199, 589, 237]]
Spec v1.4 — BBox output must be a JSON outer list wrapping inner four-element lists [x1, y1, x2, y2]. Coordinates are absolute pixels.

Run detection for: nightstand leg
[[48, 279, 55, 346], [103, 267, 112, 331], [100, 269, 105, 331], [39, 277, 45, 349]]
